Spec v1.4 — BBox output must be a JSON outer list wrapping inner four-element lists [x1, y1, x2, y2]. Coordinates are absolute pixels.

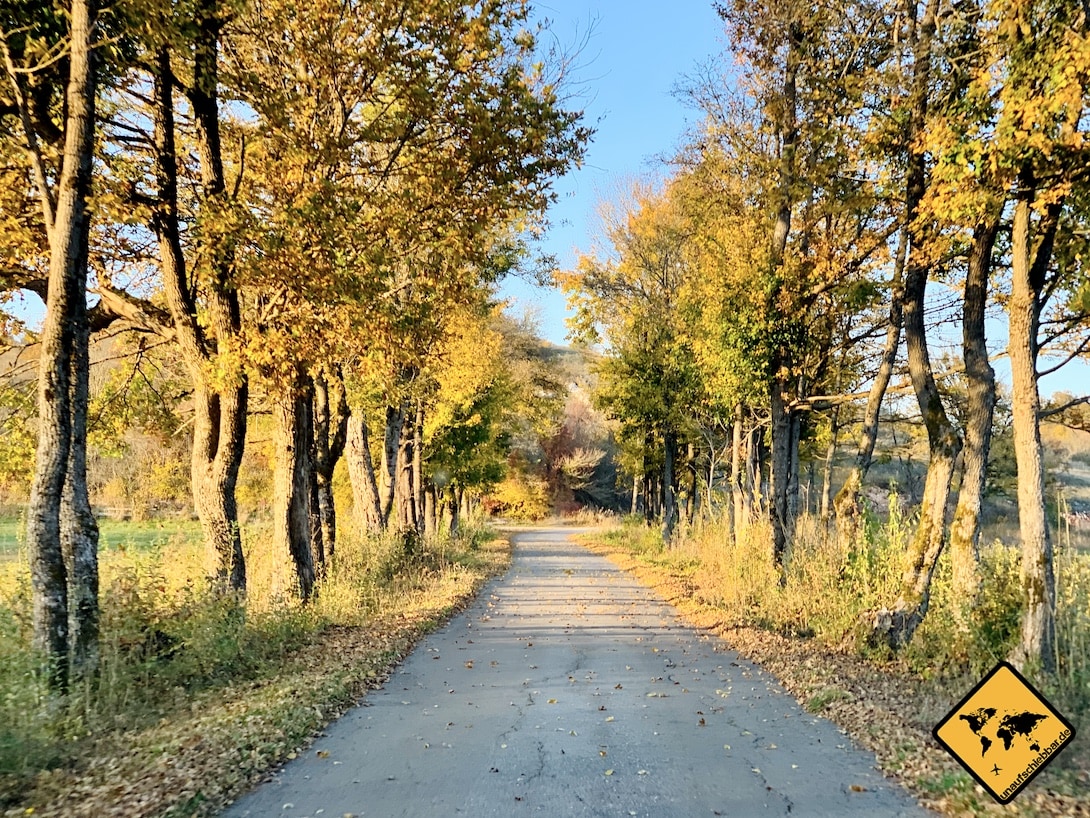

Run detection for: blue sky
[[500, 0, 725, 343]]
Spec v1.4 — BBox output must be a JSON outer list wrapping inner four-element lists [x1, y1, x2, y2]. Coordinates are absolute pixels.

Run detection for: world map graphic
[[960, 707, 1049, 757]]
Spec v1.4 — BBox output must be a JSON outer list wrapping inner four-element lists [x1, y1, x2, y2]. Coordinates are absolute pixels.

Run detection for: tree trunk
[[833, 212, 908, 551], [769, 375, 792, 565], [786, 408, 802, 529], [346, 412, 384, 534], [745, 425, 759, 521], [424, 485, 437, 539], [948, 216, 999, 609], [820, 403, 840, 520], [308, 451, 324, 575], [662, 429, 679, 541], [413, 405, 425, 536], [191, 384, 247, 591], [883, 226, 962, 648], [23, 0, 99, 691], [151, 33, 247, 594], [273, 375, 316, 600], [380, 403, 405, 525], [1008, 178, 1059, 674], [688, 444, 700, 524], [394, 409, 418, 544], [731, 406, 745, 542], [448, 488, 461, 534], [311, 370, 347, 559], [871, 0, 958, 651], [61, 231, 98, 681]]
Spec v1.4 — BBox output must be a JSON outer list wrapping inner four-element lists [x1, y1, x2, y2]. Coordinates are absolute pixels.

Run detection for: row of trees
[[1, 0, 588, 689], [563, 0, 1090, 672]]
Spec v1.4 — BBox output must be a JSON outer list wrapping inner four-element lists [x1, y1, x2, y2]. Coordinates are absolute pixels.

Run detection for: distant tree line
[[1, 0, 588, 690], [562, 0, 1090, 673]]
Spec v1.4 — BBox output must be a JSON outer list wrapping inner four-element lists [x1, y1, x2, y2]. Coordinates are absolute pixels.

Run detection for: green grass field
[[0, 517, 204, 559]]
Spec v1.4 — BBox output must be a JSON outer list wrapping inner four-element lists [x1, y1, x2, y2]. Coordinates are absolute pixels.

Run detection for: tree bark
[[22, 0, 99, 691], [688, 443, 700, 524], [765, 20, 802, 567], [662, 430, 679, 540], [769, 375, 792, 565], [1008, 175, 1059, 674], [191, 384, 248, 591], [151, 36, 247, 593], [885, 241, 961, 648], [745, 424, 759, 521], [424, 485, 438, 539], [413, 404, 425, 536], [786, 408, 802, 528], [872, 0, 959, 651], [273, 374, 316, 600], [394, 407, 418, 544], [820, 403, 840, 521], [346, 412, 384, 534], [312, 370, 348, 558], [61, 221, 98, 681], [380, 403, 405, 525], [948, 215, 999, 609], [731, 405, 745, 544], [447, 488, 461, 534]]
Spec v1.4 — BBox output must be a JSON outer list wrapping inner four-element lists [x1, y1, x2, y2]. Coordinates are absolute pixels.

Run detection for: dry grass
[[0, 524, 510, 817], [581, 512, 1090, 817]]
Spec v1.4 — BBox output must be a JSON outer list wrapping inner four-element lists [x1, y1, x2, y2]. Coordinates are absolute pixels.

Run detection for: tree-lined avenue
[[222, 528, 931, 818]]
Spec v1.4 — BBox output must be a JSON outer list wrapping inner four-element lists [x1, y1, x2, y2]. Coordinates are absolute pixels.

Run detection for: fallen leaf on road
[[604, 769, 614, 776]]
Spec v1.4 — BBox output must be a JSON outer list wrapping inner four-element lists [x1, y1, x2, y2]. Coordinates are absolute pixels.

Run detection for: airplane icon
[[991, 764, 1002, 776]]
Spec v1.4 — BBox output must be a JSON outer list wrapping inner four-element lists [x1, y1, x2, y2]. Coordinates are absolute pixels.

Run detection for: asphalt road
[[222, 527, 933, 818]]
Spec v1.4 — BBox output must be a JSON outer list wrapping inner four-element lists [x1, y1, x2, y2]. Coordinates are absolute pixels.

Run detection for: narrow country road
[[222, 527, 932, 817]]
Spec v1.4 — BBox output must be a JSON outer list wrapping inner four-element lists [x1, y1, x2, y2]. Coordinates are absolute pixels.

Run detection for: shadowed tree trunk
[[413, 405, 425, 536], [380, 403, 406, 525], [312, 369, 348, 558], [948, 215, 999, 611], [662, 429, 680, 540], [765, 20, 802, 568], [769, 376, 793, 565], [274, 373, 316, 600], [820, 402, 840, 521], [62, 222, 98, 681], [394, 406, 418, 545]]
